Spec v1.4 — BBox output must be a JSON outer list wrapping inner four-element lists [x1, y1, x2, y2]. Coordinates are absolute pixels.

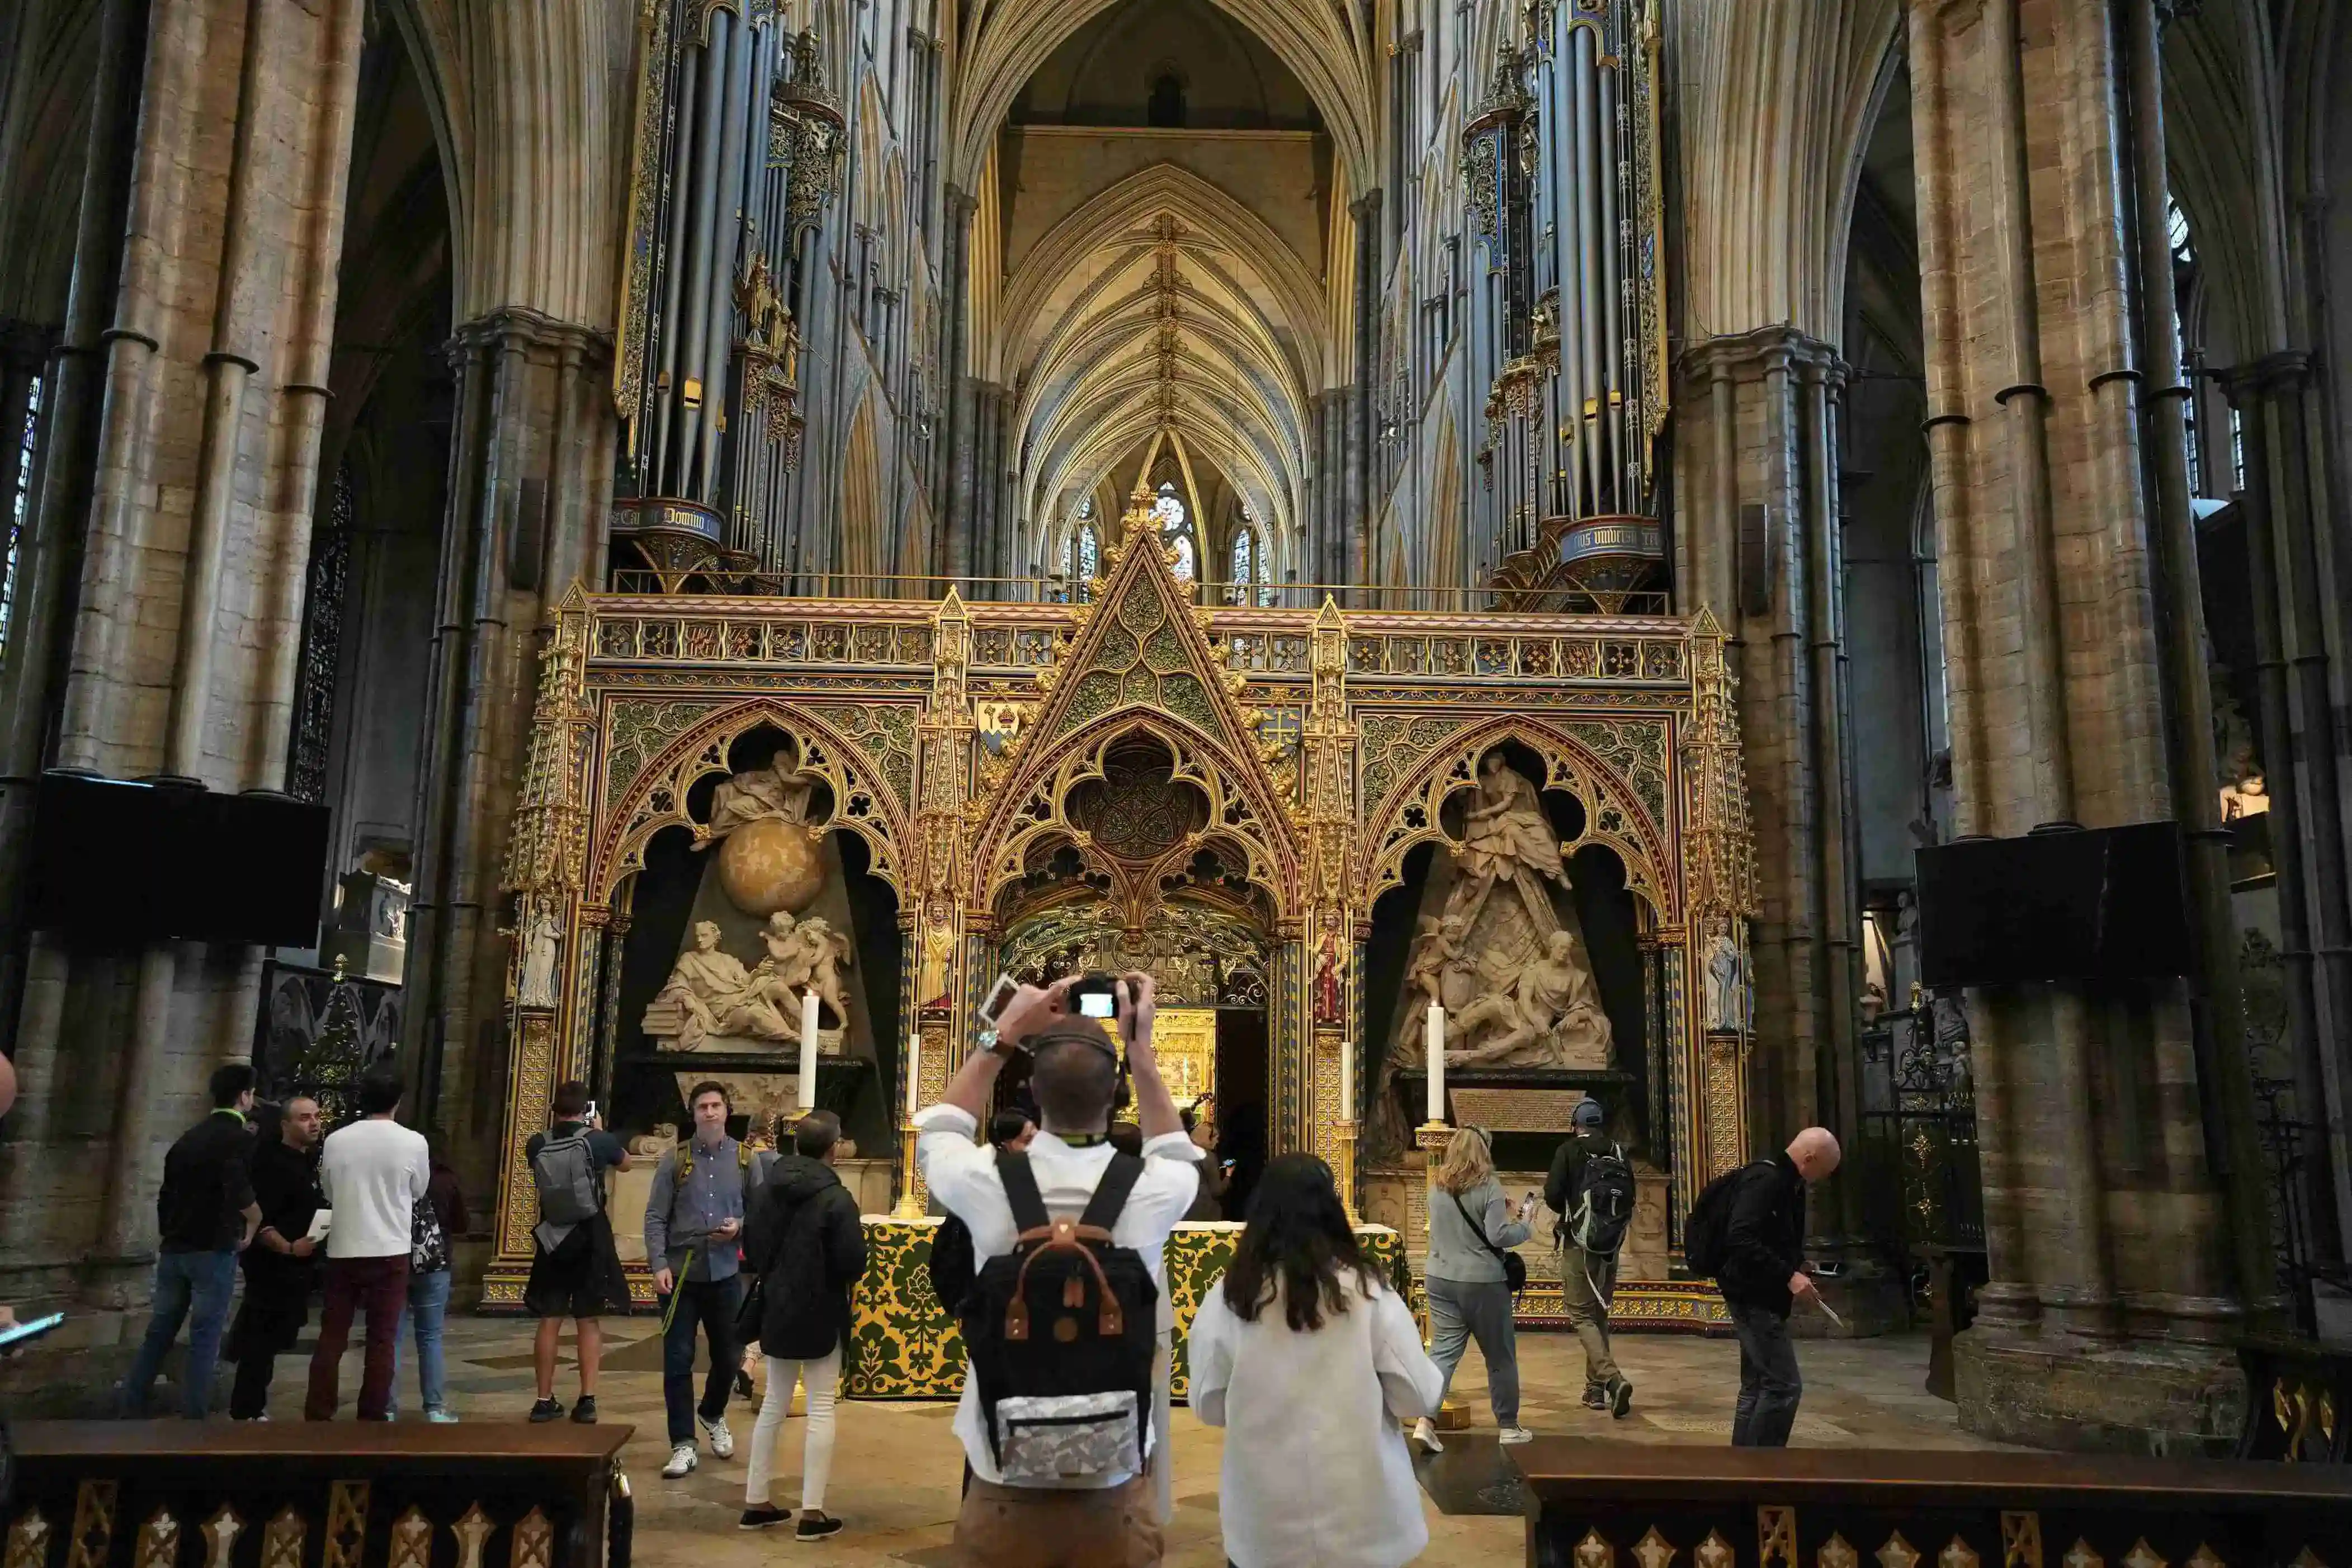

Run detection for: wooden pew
[[1509, 1440, 2352, 1568], [2, 1424, 633, 1568]]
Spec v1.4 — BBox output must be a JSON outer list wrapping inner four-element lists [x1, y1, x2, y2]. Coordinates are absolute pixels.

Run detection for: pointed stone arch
[[965, 524, 1301, 924]]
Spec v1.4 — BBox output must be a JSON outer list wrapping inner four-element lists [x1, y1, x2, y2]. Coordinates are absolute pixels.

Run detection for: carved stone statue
[[518, 909, 564, 1010], [1703, 932, 1745, 1032], [702, 755, 819, 844], [735, 910, 855, 1041], [1448, 929, 1610, 1068], [644, 920, 759, 1051]]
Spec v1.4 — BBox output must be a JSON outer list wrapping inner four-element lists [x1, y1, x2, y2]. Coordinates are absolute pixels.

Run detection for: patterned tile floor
[[288, 1318, 2010, 1566]]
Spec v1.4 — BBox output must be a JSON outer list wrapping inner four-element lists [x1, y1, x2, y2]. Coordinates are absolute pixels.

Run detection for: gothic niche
[[1369, 747, 1631, 1159], [639, 730, 862, 1059]]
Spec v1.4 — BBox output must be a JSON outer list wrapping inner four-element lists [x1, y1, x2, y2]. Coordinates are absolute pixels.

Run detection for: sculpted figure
[[1448, 929, 1611, 1068], [1703, 932, 1744, 1032], [1460, 752, 1569, 888], [700, 754, 818, 846], [647, 920, 757, 1051], [736, 910, 854, 1040], [518, 908, 564, 1010]]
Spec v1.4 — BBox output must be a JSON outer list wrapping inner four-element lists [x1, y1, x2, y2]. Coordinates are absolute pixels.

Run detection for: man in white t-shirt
[[916, 973, 1200, 1567], [305, 1065, 430, 1420]]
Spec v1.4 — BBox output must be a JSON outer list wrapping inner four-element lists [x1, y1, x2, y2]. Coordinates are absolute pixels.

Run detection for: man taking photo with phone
[[915, 972, 1202, 1567]]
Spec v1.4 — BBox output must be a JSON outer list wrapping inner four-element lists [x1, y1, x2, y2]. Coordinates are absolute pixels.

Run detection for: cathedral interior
[[2, 0, 2351, 1468]]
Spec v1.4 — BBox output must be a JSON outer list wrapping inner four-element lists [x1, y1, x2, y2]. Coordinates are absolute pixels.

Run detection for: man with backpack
[[1682, 1126, 1841, 1447], [523, 1080, 633, 1422], [915, 973, 1201, 1568], [1543, 1097, 1635, 1417], [645, 1081, 754, 1477]]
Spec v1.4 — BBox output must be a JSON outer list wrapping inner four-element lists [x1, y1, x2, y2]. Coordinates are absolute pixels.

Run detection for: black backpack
[[958, 1150, 1159, 1482], [1683, 1161, 1759, 1277], [1566, 1141, 1636, 1257], [928, 1212, 977, 1317]]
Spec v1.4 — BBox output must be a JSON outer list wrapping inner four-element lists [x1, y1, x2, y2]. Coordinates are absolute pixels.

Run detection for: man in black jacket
[[739, 1110, 867, 1542], [228, 1096, 324, 1419], [1718, 1127, 1840, 1446], [1543, 1098, 1630, 1415]]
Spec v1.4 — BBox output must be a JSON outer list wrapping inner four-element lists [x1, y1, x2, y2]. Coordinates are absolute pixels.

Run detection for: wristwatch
[[978, 1026, 1010, 1057]]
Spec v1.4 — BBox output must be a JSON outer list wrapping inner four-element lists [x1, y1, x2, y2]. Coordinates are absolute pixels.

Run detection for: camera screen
[[1079, 992, 1116, 1019]]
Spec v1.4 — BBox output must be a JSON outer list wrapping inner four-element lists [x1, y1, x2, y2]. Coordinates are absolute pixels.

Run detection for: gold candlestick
[[1335, 1117, 1361, 1227], [892, 1120, 927, 1220], [1416, 1118, 1471, 1429]]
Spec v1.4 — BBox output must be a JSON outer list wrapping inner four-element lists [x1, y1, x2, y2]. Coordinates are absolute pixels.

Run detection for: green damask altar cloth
[[844, 1217, 1407, 1400]]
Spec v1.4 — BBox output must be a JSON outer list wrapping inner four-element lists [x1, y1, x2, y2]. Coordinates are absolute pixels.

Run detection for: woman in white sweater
[[1189, 1154, 1444, 1568]]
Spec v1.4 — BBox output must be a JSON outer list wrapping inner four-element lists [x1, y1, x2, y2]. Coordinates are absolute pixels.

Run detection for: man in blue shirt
[[645, 1081, 753, 1476]]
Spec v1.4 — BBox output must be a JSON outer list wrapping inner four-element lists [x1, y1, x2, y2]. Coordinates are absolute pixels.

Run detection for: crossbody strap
[[1449, 1190, 1512, 1267]]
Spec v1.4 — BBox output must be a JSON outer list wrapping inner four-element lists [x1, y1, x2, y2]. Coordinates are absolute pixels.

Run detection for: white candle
[[1425, 1003, 1446, 1123], [905, 1032, 922, 1120], [798, 989, 821, 1110], [1339, 1038, 1354, 1122]]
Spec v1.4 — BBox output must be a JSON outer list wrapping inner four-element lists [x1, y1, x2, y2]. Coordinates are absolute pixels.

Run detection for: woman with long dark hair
[[1189, 1154, 1442, 1568]]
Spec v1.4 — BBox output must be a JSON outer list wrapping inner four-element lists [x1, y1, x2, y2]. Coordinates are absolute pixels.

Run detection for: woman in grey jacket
[[1417, 1125, 1536, 1450]]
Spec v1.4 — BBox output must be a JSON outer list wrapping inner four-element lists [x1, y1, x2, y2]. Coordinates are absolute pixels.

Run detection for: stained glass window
[[2, 375, 40, 663], [1154, 482, 1196, 580], [1229, 508, 1272, 606], [288, 462, 356, 804]]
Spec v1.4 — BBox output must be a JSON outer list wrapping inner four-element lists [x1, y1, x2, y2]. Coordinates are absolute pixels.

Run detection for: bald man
[[1717, 1127, 1840, 1447]]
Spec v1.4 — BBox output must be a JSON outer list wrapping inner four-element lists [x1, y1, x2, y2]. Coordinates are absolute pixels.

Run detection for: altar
[[480, 503, 1760, 1321], [844, 1218, 1406, 1400]]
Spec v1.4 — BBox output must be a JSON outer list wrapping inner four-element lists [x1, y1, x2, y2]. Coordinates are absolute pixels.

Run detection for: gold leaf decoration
[[1636, 1527, 1679, 1568], [1880, 1533, 1921, 1568], [131, 1510, 177, 1568], [509, 1507, 553, 1568], [389, 1509, 432, 1568], [321, 1484, 369, 1568], [1578, 1531, 1618, 1568], [2000, 1513, 2043, 1568], [6, 1510, 50, 1568], [259, 1509, 305, 1568], [1759, 1507, 1797, 1568], [1698, 1532, 1737, 1568], [200, 1507, 243, 1568], [452, 1506, 494, 1568], [1822, 1535, 1860, 1568]]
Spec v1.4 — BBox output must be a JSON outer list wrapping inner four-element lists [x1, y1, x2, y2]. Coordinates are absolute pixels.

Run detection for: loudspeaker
[[1914, 821, 2192, 988]]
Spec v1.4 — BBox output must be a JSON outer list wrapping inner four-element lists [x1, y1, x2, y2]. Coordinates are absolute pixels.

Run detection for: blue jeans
[[391, 1267, 454, 1416], [1728, 1300, 1802, 1447], [660, 1273, 744, 1444], [121, 1249, 239, 1419]]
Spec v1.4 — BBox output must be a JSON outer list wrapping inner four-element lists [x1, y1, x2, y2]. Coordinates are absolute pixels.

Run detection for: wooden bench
[[3, 1424, 633, 1568], [1509, 1439, 2352, 1568]]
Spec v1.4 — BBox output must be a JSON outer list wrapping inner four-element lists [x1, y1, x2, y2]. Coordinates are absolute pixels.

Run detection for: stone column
[[0, 0, 369, 1312], [1675, 326, 1892, 1330], [1912, 0, 2244, 1451], [403, 308, 612, 1205]]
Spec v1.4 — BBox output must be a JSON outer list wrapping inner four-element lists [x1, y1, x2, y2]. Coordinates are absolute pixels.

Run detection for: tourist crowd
[[108, 972, 1840, 1567]]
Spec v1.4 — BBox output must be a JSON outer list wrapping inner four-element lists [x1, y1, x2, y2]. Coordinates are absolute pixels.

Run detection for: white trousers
[[745, 1348, 842, 1512]]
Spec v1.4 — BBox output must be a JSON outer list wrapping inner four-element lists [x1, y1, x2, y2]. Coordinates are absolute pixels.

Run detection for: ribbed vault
[[999, 162, 1320, 572], [951, 0, 1375, 196]]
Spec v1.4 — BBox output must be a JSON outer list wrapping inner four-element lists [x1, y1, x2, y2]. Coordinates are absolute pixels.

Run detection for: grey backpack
[[531, 1132, 602, 1250]]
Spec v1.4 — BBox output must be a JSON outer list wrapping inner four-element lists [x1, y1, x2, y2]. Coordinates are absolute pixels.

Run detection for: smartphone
[[976, 972, 1019, 1026], [1070, 972, 1120, 1019], [0, 1311, 64, 1350], [584, 1100, 598, 1124], [1220, 1159, 1237, 1172]]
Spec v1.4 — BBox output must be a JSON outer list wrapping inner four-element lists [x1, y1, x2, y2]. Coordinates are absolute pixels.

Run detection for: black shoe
[[1580, 1387, 1609, 1410], [1610, 1377, 1634, 1419], [739, 1506, 791, 1530], [795, 1512, 843, 1541], [570, 1395, 598, 1424], [530, 1397, 563, 1423]]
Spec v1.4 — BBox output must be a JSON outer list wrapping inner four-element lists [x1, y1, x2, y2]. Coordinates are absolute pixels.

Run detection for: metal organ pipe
[[1573, 22, 1605, 518], [699, 16, 754, 500], [674, 13, 733, 500], [1598, 54, 1624, 509], [1550, 12, 1586, 530], [649, 44, 699, 495]]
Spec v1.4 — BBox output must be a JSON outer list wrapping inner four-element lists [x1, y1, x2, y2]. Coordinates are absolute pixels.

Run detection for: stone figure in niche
[[1369, 913, 1466, 1155], [645, 920, 759, 1052], [1703, 932, 1745, 1032], [736, 910, 856, 1041], [1448, 929, 1611, 1068], [1451, 752, 1571, 924], [518, 908, 564, 1010], [703, 754, 819, 842]]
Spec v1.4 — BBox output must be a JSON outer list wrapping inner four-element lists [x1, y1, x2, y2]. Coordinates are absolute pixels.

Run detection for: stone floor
[[284, 1318, 2010, 1567]]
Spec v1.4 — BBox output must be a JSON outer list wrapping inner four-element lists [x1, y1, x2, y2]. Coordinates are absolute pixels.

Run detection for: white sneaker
[[662, 1443, 698, 1479], [1499, 1426, 1537, 1446], [698, 1414, 734, 1459], [1412, 1417, 1443, 1453]]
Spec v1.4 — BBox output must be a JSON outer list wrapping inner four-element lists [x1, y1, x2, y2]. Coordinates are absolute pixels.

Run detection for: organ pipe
[[1466, 0, 1664, 609], [611, 3, 844, 575]]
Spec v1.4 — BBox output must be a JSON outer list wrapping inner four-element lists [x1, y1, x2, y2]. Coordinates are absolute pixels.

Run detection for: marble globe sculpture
[[717, 816, 825, 914]]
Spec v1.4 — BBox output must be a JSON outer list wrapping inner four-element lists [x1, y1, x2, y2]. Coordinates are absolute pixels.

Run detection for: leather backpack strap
[[996, 1147, 1051, 1234], [1078, 1152, 1146, 1234]]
